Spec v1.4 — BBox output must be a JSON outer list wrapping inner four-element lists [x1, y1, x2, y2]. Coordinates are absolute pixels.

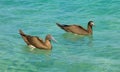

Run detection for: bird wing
[[69, 25, 88, 34], [59, 24, 88, 34], [19, 29, 48, 48], [56, 23, 88, 34], [27, 36, 47, 48]]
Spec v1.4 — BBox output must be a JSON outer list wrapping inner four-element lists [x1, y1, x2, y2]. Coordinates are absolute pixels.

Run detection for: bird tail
[[19, 29, 25, 36], [19, 29, 30, 45], [56, 23, 65, 29]]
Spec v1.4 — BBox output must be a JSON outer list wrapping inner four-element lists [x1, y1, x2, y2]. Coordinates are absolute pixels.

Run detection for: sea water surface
[[0, 0, 120, 72]]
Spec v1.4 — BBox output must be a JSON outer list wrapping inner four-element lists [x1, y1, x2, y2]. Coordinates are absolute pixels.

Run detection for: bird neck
[[45, 39, 52, 49], [87, 25, 93, 34]]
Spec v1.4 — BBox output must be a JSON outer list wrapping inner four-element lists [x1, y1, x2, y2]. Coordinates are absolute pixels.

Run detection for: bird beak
[[92, 23, 95, 26], [51, 36, 57, 43]]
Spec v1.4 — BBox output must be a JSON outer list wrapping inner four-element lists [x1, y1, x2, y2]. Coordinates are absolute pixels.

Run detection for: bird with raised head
[[19, 29, 57, 50], [56, 21, 94, 35]]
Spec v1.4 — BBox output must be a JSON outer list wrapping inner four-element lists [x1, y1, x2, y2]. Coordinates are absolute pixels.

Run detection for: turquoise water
[[0, 0, 120, 72]]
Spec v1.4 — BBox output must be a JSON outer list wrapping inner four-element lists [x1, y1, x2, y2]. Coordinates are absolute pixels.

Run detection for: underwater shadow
[[22, 46, 52, 56], [62, 33, 93, 47]]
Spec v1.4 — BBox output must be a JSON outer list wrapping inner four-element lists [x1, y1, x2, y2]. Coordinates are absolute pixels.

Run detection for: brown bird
[[19, 29, 57, 50], [56, 21, 94, 35]]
